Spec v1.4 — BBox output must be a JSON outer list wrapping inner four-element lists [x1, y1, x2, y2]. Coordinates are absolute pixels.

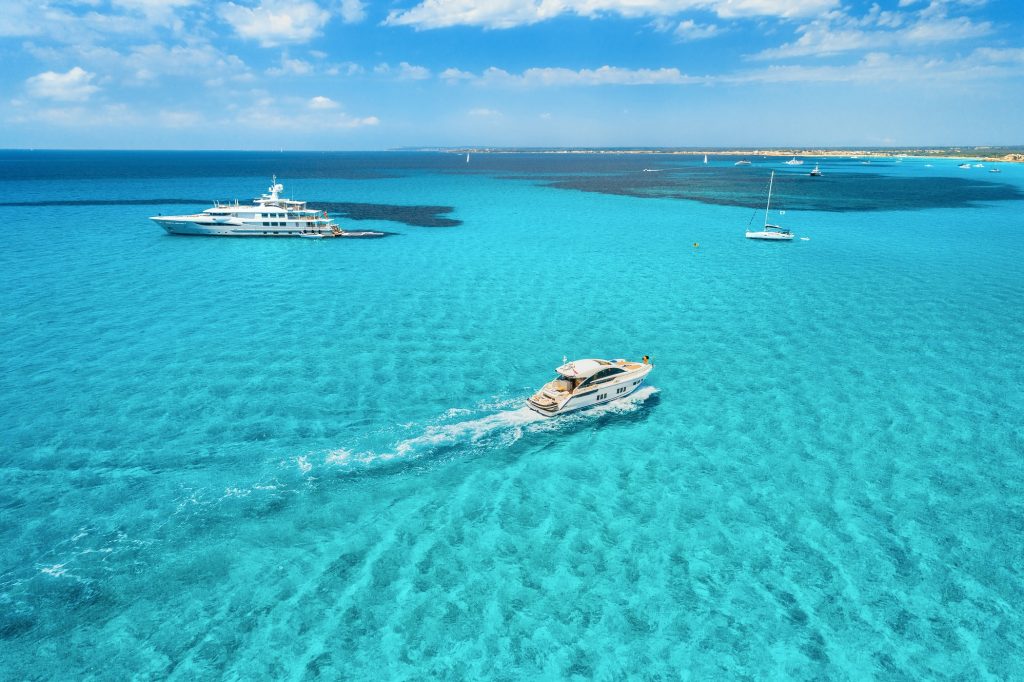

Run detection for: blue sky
[[1, 0, 1021, 149]]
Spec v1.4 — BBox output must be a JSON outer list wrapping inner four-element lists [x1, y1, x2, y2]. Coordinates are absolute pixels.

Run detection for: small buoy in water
[[693, 242, 699, 248]]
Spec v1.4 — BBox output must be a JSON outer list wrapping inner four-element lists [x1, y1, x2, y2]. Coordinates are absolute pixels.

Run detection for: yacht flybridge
[[150, 177, 362, 238], [527, 358, 653, 417]]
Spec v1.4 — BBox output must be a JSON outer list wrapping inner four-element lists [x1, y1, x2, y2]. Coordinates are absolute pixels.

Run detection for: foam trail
[[322, 386, 659, 470]]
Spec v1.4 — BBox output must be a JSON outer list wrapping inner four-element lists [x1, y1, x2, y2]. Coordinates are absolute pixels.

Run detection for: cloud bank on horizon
[[1, 0, 1021, 148]]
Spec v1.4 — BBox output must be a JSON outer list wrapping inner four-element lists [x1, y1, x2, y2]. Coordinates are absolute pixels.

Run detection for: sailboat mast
[[764, 171, 774, 227]]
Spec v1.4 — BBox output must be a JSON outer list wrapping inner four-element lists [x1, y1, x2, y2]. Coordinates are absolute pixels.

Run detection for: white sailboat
[[466, 152, 470, 163], [745, 171, 794, 241], [704, 154, 708, 164]]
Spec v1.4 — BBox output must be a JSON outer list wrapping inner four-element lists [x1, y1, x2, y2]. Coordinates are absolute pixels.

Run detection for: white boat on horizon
[[809, 163, 822, 177], [527, 358, 653, 417], [958, 163, 971, 168], [746, 171, 794, 241], [151, 177, 350, 238], [785, 157, 804, 166], [704, 154, 708, 164], [734, 160, 751, 166]]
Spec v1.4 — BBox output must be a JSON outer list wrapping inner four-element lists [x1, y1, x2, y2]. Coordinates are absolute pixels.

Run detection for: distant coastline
[[414, 146, 1024, 163]]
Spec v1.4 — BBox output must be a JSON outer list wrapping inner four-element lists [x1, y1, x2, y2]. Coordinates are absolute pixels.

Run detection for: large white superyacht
[[151, 177, 347, 238]]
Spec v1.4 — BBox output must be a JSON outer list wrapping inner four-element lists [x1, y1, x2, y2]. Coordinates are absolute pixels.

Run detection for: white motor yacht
[[151, 177, 344, 237], [785, 157, 804, 165], [527, 358, 653, 417]]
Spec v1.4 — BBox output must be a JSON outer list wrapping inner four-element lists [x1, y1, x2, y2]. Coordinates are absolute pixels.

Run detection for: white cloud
[[111, 0, 200, 32], [325, 62, 364, 76], [384, 0, 837, 29], [220, 0, 331, 46], [468, 107, 501, 116], [441, 67, 474, 81], [26, 67, 100, 101], [753, 2, 993, 60], [2, 0, 198, 39], [127, 43, 251, 82], [309, 95, 338, 108], [229, 91, 378, 129], [338, 0, 366, 23], [267, 56, 314, 76], [462, 65, 705, 87], [673, 19, 719, 40], [374, 62, 431, 79]]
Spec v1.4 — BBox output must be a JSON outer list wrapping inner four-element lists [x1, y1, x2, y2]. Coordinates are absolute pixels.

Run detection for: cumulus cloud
[[673, 19, 719, 41], [220, 0, 331, 46], [384, 0, 837, 29], [26, 67, 100, 101], [468, 107, 501, 116], [441, 67, 475, 81], [338, 0, 366, 23], [309, 95, 338, 108]]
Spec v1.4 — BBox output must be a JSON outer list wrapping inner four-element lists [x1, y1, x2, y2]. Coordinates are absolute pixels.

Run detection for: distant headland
[[406, 146, 1024, 163]]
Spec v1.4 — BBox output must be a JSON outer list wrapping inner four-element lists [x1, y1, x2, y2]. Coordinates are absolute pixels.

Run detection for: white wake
[[313, 386, 659, 471]]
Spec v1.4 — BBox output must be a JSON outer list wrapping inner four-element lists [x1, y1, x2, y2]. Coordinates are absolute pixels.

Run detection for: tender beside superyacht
[[151, 177, 358, 238], [527, 358, 653, 417]]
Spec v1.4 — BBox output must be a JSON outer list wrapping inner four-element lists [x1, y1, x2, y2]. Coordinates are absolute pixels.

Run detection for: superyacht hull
[[152, 218, 334, 237]]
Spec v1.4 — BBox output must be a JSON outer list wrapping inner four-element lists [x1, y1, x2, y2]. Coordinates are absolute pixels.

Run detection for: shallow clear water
[[1, 152, 1022, 678]]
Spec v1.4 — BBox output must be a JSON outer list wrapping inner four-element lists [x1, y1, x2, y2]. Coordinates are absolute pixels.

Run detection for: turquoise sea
[[1, 151, 1022, 679]]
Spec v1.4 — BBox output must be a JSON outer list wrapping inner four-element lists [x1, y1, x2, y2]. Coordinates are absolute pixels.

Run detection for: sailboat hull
[[746, 231, 793, 241]]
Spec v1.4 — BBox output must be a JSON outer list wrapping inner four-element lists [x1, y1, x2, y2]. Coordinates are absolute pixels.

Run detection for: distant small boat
[[466, 153, 470, 163], [734, 160, 751, 166], [924, 164, 933, 168], [973, 163, 984, 168], [643, 168, 661, 172], [809, 163, 822, 177], [958, 163, 971, 168], [704, 154, 708, 164], [785, 157, 804, 166], [989, 168, 1001, 173], [746, 171, 794, 241]]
